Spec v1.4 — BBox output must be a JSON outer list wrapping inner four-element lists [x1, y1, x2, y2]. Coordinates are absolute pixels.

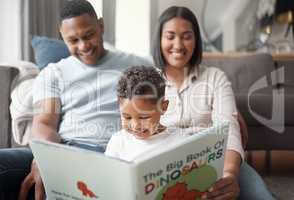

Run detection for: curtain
[[102, 0, 116, 45], [20, 0, 67, 62]]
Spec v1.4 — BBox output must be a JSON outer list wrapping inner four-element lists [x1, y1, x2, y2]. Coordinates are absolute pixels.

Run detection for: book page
[[134, 124, 228, 200]]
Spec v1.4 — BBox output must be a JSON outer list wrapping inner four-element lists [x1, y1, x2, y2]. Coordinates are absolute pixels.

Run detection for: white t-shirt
[[105, 127, 195, 162], [33, 50, 151, 148]]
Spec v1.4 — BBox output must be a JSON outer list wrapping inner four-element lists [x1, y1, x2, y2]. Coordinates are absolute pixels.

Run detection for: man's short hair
[[117, 66, 166, 102], [60, 0, 97, 21]]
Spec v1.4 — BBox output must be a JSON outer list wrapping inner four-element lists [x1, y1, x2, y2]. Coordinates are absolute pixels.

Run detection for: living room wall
[[0, 0, 21, 62]]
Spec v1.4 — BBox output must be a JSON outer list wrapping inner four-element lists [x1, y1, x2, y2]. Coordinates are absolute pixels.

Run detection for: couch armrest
[[0, 66, 18, 148]]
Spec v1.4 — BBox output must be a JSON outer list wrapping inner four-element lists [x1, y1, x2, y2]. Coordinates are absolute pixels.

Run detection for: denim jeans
[[0, 148, 33, 199], [238, 162, 276, 200], [0, 146, 275, 200]]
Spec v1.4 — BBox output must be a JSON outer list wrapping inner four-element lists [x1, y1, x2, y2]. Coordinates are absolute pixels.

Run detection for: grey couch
[[0, 53, 293, 199], [0, 66, 18, 149], [202, 53, 293, 151], [202, 53, 294, 199]]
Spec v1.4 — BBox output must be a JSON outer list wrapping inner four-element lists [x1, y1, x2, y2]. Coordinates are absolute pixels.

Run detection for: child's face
[[119, 98, 168, 140]]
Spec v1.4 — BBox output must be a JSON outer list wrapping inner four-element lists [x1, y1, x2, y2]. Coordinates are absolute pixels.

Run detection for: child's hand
[[201, 172, 239, 200]]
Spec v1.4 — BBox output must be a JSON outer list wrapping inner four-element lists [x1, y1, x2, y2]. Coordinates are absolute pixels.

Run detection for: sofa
[[0, 52, 293, 199], [202, 53, 294, 151], [202, 52, 294, 199], [0, 66, 18, 148]]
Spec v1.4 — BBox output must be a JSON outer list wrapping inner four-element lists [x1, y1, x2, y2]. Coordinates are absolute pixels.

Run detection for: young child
[[105, 65, 191, 161]]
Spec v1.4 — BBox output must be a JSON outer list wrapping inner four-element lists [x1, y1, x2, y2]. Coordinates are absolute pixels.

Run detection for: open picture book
[[30, 123, 229, 200]]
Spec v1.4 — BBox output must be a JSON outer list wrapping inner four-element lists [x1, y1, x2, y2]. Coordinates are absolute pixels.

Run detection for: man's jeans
[[0, 146, 275, 200], [0, 148, 33, 199]]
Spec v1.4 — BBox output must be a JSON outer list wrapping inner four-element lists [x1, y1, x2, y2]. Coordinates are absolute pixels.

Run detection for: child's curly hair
[[117, 66, 165, 102]]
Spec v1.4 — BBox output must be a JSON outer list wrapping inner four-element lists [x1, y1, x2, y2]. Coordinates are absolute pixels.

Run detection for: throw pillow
[[31, 36, 70, 69]]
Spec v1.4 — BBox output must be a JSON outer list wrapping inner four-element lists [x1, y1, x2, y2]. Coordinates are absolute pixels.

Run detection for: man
[[0, 0, 150, 199]]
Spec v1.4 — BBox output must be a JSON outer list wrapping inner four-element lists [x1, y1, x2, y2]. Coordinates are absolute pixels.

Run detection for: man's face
[[60, 14, 105, 66]]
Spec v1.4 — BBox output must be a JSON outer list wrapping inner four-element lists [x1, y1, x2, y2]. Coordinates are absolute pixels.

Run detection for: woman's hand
[[201, 171, 240, 200], [201, 150, 241, 199]]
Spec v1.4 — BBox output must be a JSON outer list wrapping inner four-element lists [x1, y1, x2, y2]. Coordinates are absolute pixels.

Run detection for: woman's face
[[161, 17, 195, 70]]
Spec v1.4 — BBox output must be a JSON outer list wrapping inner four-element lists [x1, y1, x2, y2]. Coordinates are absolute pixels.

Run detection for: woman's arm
[[202, 68, 243, 200], [211, 68, 244, 161], [224, 150, 242, 177]]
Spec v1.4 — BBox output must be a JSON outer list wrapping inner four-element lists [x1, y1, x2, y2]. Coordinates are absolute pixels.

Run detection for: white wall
[[0, 0, 242, 64], [157, 0, 203, 17], [108, 0, 259, 54], [0, 0, 260, 64], [88, 0, 103, 18], [115, 0, 151, 57], [114, 0, 205, 56], [0, 0, 21, 62]]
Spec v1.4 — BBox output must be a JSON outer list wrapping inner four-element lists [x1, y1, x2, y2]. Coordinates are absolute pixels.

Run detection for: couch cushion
[[31, 36, 117, 69], [202, 53, 276, 93], [202, 53, 285, 126], [202, 53, 292, 151], [31, 36, 70, 69], [275, 60, 294, 125], [285, 93, 294, 125], [236, 91, 272, 126], [246, 126, 294, 150], [276, 60, 294, 86]]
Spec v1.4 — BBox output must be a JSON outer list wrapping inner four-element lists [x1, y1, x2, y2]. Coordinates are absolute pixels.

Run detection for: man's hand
[[18, 98, 61, 200], [201, 172, 240, 200], [18, 159, 45, 200]]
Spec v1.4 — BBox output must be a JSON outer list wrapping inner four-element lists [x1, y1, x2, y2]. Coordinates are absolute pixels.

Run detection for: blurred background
[[0, 0, 293, 61]]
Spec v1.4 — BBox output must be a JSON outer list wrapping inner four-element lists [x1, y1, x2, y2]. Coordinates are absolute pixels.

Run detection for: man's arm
[[31, 98, 61, 142], [18, 98, 61, 200]]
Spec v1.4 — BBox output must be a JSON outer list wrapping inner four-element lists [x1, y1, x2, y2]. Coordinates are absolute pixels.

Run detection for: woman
[[152, 6, 275, 200]]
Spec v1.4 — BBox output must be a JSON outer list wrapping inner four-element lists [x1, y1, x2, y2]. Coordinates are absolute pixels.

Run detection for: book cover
[[133, 124, 228, 200]]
